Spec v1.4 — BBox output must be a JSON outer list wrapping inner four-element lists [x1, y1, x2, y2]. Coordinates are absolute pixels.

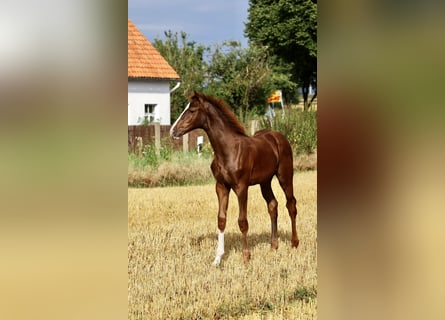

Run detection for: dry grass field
[[128, 170, 317, 319]]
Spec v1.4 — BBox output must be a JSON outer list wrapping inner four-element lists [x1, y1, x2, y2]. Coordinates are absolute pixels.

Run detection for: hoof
[[291, 239, 300, 248], [271, 239, 279, 250], [242, 249, 251, 263], [213, 256, 222, 266]]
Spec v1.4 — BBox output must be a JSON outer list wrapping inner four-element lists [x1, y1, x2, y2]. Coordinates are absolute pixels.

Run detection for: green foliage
[[199, 141, 214, 158], [269, 56, 301, 105], [129, 141, 173, 169], [140, 117, 152, 126], [245, 0, 317, 109], [128, 140, 215, 171], [153, 6, 318, 121], [153, 31, 208, 122], [205, 42, 273, 122], [128, 148, 214, 188], [212, 287, 316, 319], [154, 33, 300, 122], [261, 109, 317, 154], [292, 286, 317, 303]]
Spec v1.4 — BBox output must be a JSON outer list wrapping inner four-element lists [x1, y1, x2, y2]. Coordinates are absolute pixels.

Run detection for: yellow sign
[[266, 90, 282, 103]]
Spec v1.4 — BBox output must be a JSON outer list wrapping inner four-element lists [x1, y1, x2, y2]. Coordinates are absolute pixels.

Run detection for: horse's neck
[[204, 113, 244, 160]]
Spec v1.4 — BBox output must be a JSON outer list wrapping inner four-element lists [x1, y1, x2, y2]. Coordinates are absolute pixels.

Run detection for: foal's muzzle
[[169, 126, 182, 139]]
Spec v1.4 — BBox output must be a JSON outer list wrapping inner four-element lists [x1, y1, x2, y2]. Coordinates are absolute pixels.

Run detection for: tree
[[205, 42, 274, 122], [245, 0, 317, 110], [153, 31, 208, 122], [155, 32, 296, 123]]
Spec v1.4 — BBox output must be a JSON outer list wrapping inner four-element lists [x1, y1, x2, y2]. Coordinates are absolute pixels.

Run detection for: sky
[[128, 0, 250, 47]]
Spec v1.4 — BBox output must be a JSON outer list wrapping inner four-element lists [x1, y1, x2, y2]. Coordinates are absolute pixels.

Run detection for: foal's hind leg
[[277, 167, 299, 248], [260, 180, 279, 250]]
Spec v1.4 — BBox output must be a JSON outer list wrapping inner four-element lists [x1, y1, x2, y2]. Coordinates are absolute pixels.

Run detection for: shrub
[[260, 109, 317, 154], [128, 146, 214, 187], [129, 140, 174, 170]]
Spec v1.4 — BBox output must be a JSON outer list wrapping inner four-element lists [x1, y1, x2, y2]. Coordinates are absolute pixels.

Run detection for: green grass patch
[[212, 287, 317, 319], [128, 149, 214, 188], [261, 109, 317, 155]]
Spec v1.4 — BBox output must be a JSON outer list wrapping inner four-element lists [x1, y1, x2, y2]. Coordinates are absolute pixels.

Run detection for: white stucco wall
[[128, 79, 172, 125]]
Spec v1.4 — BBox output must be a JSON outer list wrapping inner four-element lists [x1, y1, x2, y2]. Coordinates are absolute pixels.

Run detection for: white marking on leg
[[212, 231, 225, 265], [170, 103, 190, 137]]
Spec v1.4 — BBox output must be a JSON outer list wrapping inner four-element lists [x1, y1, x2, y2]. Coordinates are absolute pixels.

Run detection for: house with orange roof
[[128, 19, 180, 125]]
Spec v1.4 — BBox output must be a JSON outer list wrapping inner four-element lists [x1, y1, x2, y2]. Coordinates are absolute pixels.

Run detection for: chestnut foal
[[170, 92, 299, 264]]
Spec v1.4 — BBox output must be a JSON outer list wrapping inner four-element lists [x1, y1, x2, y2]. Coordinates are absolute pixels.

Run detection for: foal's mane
[[193, 92, 247, 136]]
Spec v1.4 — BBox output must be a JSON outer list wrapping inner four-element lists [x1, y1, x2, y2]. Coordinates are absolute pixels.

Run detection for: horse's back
[[253, 129, 270, 136], [253, 129, 293, 156], [253, 129, 286, 141]]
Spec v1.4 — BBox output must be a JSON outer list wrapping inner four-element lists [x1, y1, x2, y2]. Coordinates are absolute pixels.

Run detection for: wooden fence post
[[250, 120, 259, 136], [183, 133, 189, 153], [154, 122, 161, 156], [197, 136, 203, 157]]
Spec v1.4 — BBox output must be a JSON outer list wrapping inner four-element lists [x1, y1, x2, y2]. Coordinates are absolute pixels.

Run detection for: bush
[[128, 145, 214, 187], [129, 140, 174, 170], [260, 109, 317, 154]]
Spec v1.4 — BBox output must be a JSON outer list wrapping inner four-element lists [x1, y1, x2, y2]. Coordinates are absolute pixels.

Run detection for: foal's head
[[170, 92, 208, 138]]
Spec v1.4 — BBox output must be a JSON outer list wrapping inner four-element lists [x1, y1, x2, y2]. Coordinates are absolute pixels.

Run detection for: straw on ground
[[128, 170, 317, 319]]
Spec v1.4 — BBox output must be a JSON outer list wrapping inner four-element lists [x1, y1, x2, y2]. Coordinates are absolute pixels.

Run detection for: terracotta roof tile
[[128, 19, 180, 80]]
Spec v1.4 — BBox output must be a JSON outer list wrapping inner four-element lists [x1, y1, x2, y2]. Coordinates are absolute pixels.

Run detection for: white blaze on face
[[170, 103, 190, 137], [213, 231, 225, 265]]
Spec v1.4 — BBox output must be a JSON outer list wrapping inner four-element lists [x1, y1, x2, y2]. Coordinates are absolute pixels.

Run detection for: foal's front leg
[[213, 182, 230, 265], [235, 185, 250, 263]]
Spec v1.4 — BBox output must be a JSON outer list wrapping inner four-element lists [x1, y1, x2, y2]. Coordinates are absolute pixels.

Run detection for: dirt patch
[[294, 149, 317, 171]]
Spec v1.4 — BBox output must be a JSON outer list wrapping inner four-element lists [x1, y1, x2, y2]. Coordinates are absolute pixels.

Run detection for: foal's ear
[[188, 90, 197, 100], [189, 90, 202, 102]]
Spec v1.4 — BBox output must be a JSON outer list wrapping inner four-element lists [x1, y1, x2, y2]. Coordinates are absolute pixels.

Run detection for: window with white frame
[[144, 104, 157, 123]]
